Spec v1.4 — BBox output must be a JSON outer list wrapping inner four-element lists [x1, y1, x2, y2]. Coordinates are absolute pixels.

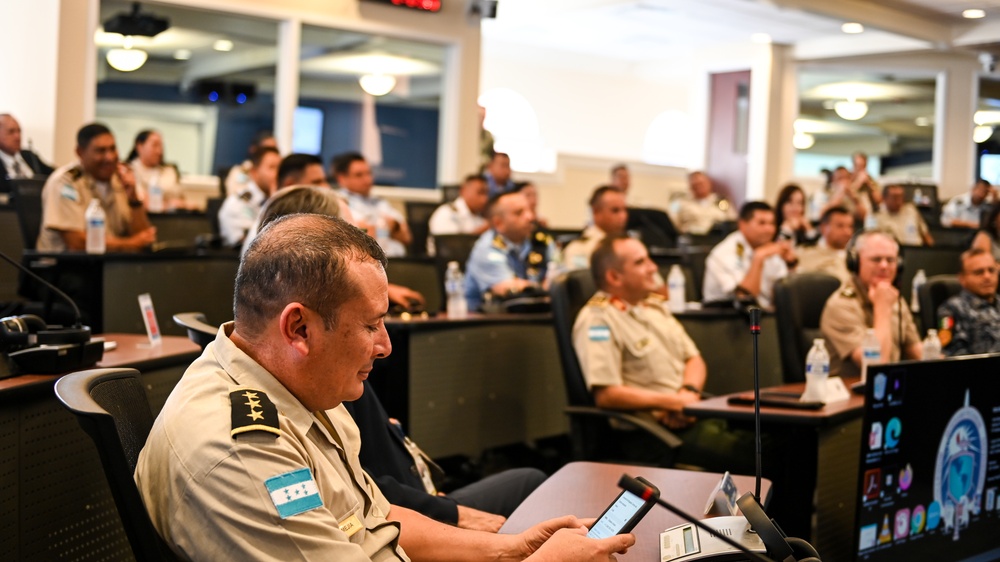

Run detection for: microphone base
[[8, 340, 104, 375]]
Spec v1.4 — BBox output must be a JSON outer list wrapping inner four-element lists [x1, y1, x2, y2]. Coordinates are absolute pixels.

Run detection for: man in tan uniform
[[874, 184, 933, 246], [563, 186, 628, 270], [820, 230, 921, 378], [796, 206, 854, 284], [37, 123, 156, 252], [675, 171, 734, 234], [136, 214, 631, 561]]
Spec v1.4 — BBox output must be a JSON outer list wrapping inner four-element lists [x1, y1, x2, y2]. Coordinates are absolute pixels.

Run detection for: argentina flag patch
[[588, 325, 610, 342], [265, 468, 323, 519]]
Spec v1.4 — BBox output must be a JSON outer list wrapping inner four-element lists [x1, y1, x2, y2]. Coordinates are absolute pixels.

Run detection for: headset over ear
[[845, 229, 904, 276]]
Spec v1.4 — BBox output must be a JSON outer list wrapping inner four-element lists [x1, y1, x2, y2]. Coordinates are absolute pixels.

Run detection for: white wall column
[[274, 19, 302, 155], [747, 43, 797, 203], [933, 64, 978, 198]]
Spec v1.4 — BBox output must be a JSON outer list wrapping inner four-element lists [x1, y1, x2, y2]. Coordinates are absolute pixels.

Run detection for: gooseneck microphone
[[0, 250, 85, 332], [749, 306, 762, 502], [618, 474, 777, 562]]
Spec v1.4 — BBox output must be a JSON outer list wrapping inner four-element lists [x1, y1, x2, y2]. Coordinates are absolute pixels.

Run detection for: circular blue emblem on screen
[[934, 390, 986, 540]]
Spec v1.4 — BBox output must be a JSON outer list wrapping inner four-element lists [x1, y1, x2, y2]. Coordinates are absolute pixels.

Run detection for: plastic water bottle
[[667, 264, 686, 313], [809, 189, 827, 223], [148, 176, 164, 213], [910, 269, 926, 313], [861, 328, 881, 383], [544, 260, 563, 289], [444, 261, 467, 319], [85, 199, 106, 254], [802, 338, 830, 402], [922, 329, 942, 360], [864, 211, 878, 230], [914, 188, 924, 206]]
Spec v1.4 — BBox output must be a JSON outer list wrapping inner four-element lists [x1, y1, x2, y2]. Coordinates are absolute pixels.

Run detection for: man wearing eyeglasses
[[937, 248, 1000, 356], [820, 230, 921, 377]]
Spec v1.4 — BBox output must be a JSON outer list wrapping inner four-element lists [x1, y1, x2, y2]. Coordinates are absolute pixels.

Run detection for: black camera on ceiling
[[103, 2, 169, 37]]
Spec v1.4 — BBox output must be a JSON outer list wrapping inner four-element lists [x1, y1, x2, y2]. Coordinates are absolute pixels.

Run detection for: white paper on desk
[[138, 293, 162, 347], [824, 376, 850, 403]]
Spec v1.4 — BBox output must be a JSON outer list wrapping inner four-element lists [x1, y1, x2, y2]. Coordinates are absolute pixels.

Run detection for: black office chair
[[917, 275, 962, 334], [54, 368, 180, 561], [387, 258, 443, 312], [172, 312, 217, 349], [773, 273, 842, 383], [405, 201, 441, 257], [549, 269, 682, 463], [10, 178, 46, 250]]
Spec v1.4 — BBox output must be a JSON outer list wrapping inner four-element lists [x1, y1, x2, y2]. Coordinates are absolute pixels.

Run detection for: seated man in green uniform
[[135, 214, 632, 561]]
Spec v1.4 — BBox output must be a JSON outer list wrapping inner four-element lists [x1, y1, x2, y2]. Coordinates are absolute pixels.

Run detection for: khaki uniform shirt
[[820, 277, 920, 378], [874, 203, 929, 246], [135, 324, 408, 562], [37, 162, 133, 252], [562, 225, 606, 271], [573, 291, 699, 397], [796, 240, 851, 284], [676, 193, 732, 235]]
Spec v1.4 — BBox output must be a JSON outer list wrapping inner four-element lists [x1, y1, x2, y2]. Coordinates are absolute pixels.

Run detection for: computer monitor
[[854, 354, 1000, 562]]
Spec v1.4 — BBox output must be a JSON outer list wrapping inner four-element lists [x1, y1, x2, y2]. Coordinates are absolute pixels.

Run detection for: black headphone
[[845, 229, 904, 276], [0, 314, 92, 352]]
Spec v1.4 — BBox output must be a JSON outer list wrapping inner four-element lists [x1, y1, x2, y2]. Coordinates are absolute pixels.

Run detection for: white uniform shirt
[[427, 197, 486, 254], [702, 230, 788, 308], [218, 181, 266, 247], [0, 150, 33, 179], [340, 189, 408, 257], [940, 192, 988, 228]]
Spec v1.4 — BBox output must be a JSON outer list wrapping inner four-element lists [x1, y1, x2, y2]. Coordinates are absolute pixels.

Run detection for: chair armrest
[[564, 405, 684, 449]]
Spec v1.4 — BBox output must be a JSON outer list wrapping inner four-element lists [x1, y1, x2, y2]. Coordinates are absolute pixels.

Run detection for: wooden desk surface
[[384, 311, 552, 329], [0, 334, 200, 393], [501, 461, 770, 562], [684, 380, 865, 427]]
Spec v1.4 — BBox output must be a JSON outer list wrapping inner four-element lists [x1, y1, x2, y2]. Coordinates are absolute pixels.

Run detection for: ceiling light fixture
[[974, 125, 994, 143], [793, 132, 815, 150], [834, 98, 868, 120], [173, 49, 192, 61], [842, 22, 865, 34], [915, 116, 931, 127], [359, 74, 396, 96], [213, 39, 234, 52], [750, 33, 772, 44], [106, 36, 148, 72], [963, 9, 986, 19]]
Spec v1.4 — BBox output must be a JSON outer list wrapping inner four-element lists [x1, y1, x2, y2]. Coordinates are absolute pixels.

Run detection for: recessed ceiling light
[[213, 39, 234, 52], [173, 49, 192, 60], [964, 9, 986, 19], [915, 116, 931, 127], [822, 100, 837, 110], [842, 22, 865, 34], [751, 33, 772, 44]]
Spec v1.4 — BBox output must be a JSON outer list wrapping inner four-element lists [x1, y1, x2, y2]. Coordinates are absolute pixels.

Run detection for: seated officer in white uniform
[[135, 214, 632, 561], [702, 201, 795, 308], [38, 122, 156, 252], [427, 173, 490, 254], [218, 146, 280, 248], [940, 179, 993, 229], [464, 191, 559, 311]]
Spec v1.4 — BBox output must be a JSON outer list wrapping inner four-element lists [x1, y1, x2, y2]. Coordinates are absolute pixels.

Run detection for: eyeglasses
[[864, 256, 898, 265]]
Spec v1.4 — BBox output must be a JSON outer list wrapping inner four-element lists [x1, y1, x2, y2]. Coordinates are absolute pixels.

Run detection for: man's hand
[[868, 280, 899, 312], [752, 242, 785, 261], [456, 505, 505, 532], [388, 284, 425, 308], [117, 163, 138, 200], [127, 227, 157, 249], [513, 516, 634, 562]]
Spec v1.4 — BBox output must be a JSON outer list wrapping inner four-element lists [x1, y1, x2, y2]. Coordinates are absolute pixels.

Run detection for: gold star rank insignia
[[230, 387, 280, 439]]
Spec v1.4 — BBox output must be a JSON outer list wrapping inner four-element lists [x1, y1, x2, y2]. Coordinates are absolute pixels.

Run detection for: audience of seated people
[[38, 122, 157, 252], [941, 178, 994, 229], [874, 184, 934, 246], [0, 112, 53, 192], [464, 190, 559, 311], [937, 248, 1000, 356], [702, 201, 795, 308], [126, 129, 183, 211], [822, 165, 872, 225], [674, 171, 734, 235], [223, 130, 276, 196]]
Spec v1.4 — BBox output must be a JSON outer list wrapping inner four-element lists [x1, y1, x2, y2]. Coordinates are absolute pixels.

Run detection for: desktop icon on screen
[[910, 505, 926, 535], [873, 373, 887, 401], [898, 464, 913, 492], [894, 508, 910, 540], [885, 417, 901, 449], [870, 422, 883, 450], [864, 468, 882, 501], [859, 524, 878, 551]]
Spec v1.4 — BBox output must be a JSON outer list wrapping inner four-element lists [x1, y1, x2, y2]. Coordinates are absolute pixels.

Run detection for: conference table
[[501, 461, 772, 562], [1, 334, 200, 562], [685, 380, 865, 562]]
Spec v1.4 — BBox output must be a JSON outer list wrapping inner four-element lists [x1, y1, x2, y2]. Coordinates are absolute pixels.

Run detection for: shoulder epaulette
[[646, 293, 667, 304], [230, 388, 280, 439], [839, 287, 856, 298], [492, 234, 507, 250], [67, 166, 83, 180], [586, 294, 610, 307]]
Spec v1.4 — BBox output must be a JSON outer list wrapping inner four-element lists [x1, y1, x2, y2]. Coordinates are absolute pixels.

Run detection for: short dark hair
[[331, 151, 366, 177], [491, 152, 510, 163], [77, 123, 113, 150], [738, 201, 773, 222], [249, 130, 274, 152], [589, 185, 621, 209], [591, 235, 629, 290], [235, 214, 386, 338], [485, 189, 521, 218], [257, 186, 342, 232], [126, 129, 157, 162], [251, 146, 280, 168], [977, 178, 991, 187], [512, 181, 535, 193], [611, 164, 627, 174], [278, 153, 323, 186], [819, 205, 852, 226], [961, 247, 994, 274], [463, 173, 487, 185], [882, 183, 905, 198]]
